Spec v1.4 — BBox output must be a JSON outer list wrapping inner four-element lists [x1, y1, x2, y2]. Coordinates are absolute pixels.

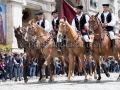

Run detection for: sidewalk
[[0, 73, 120, 90]]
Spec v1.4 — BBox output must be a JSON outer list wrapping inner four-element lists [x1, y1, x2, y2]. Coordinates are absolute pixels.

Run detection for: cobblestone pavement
[[0, 73, 120, 90]]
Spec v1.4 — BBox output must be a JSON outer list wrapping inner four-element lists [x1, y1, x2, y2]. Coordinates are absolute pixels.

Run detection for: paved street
[[0, 73, 120, 90]]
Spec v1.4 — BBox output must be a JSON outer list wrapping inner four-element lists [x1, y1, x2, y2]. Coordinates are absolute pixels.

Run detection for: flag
[[61, 0, 76, 24]]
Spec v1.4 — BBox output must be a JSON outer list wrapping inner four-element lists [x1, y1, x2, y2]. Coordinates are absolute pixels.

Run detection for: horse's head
[[88, 12, 100, 32], [25, 19, 38, 42], [26, 19, 48, 42], [14, 26, 25, 48], [59, 16, 68, 33], [58, 17, 68, 39]]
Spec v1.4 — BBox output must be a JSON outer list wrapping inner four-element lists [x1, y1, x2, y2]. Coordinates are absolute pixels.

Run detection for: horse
[[25, 19, 69, 82], [57, 17, 93, 81], [88, 12, 120, 82], [14, 26, 44, 83]]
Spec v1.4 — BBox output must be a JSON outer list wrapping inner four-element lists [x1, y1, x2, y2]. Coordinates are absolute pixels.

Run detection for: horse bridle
[[58, 22, 68, 35], [89, 17, 106, 41], [59, 22, 79, 43]]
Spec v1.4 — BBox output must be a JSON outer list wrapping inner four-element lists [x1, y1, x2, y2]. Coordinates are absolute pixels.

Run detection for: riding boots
[[57, 42, 62, 54], [111, 39, 116, 53], [85, 42, 90, 55]]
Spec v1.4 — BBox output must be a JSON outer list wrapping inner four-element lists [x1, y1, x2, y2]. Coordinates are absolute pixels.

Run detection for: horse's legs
[[96, 60, 101, 82], [67, 53, 74, 81], [93, 54, 101, 81], [41, 61, 47, 82], [113, 54, 120, 81], [86, 55, 92, 79], [37, 57, 42, 82], [48, 57, 54, 82], [81, 55, 88, 82], [24, 59, 28, 83], [101, 55, 110, 77], [94, 60, 97, 79]]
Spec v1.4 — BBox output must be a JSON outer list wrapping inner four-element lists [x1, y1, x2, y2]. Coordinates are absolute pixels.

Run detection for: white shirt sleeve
[[98, 14, 102, 23], [36, 21, 39, 24], [71, 19, 77, 30], [44, 20, 50, 32], [108, 13, 116, 26], [85, 15, 90, 27], [50, 23, 53, 31]]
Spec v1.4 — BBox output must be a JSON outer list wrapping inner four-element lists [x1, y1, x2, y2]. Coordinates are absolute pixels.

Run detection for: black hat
[[51, 9, 58, 15], [35, 11, 44, 15], [0, 7, 2, 12], [102, 4, 109, 7], [75, 5, 83, 9]]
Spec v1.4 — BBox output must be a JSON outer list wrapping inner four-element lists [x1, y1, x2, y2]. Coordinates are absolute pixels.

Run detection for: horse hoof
[[66, 79, 71, 82], [96, 80, 100, 83], [38, 80, 41, 83], [106, 73, 110, 77], [41, 78, 46, 82], [48, 79, 53, 82], [94, 76, 97, 79], [24, 79, 28, 83], [84, 79, 88, 82]]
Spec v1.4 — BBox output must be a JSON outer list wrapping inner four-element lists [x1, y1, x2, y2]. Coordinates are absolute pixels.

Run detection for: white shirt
[[50, 17, 59, 31], [98, 11, 116, 26], [36, 18, 50, 32], [72, 12, 90, 30]]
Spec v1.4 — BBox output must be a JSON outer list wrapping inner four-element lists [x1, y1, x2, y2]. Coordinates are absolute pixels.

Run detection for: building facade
[[0, 0, 120, 52]]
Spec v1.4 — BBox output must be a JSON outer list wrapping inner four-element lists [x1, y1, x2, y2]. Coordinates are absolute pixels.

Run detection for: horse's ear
[[95, 12, 99, 18], [31, 19, 35, 23], [63, 16, 67, 21], [29, 19, 35, 25], [14, 26, 16, 31]]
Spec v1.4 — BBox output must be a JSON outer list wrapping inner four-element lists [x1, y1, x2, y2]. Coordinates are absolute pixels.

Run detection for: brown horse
[[88, 12, 120, 82], [14, 26, 44, 83], [26, 19, 69, 82], [58, 17, 93, 81]]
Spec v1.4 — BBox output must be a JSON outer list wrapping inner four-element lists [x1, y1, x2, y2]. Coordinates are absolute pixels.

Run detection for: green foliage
[[4, 45, 11, 52]]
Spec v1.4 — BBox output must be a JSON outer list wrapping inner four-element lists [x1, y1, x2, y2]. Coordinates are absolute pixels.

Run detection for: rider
[[50, 9, 61, 54], [35, 11, 50, 32], [98, 4, 116, 53], [72, 5, 91, 55]]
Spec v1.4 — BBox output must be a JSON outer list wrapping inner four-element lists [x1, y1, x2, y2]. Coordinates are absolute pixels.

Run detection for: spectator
[[114, 60, 119, 73], [13, 53, 22, 81], [6, 52, 14, 81], [84, 59, 89, 74], [0, 59, 7, 82], [54, 58, 61, 75], [29, 58, 37, 78], [106, 59, 110, 72], [111, 57, 115, 72]]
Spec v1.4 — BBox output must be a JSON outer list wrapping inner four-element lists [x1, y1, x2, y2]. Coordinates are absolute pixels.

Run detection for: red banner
[[61, 0, 76, 24]]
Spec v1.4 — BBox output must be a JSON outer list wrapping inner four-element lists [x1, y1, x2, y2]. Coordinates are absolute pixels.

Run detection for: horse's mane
[[35, 23, 48, 34]]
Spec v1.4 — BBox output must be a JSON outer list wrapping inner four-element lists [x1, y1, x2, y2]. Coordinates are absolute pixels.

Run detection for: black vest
[[52, 18, 60, 29], [74, 14, 87, 35], [36, 18, 45, 28], [101, 12, 113, 31]]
